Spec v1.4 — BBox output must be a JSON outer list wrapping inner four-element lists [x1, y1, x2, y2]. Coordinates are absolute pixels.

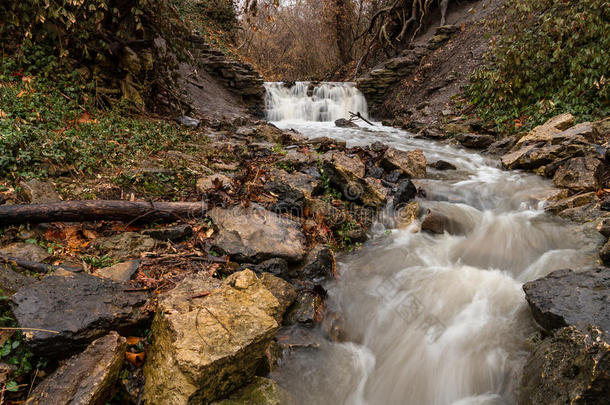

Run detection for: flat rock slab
[[10, 272, 150, 357], [20, 179, 60, 204], [523, 268, 610, 333], [142, 270, 280, 404], [94, 232, 155, 260], [95, 260, 140, 283], [209, 206, 306, 263], [0, 242, 51, 263], [27, 332, 126, 405], [0, 265, 34, 297], [381, 148, 426, 178]]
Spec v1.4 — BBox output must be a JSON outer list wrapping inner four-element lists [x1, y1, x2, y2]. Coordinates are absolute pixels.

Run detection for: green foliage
[[467, 0, 610, 132], [0, 49, 198, 180]]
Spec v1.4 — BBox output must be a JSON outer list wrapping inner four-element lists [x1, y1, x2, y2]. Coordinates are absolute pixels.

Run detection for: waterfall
[[264, 82, 369, 122]]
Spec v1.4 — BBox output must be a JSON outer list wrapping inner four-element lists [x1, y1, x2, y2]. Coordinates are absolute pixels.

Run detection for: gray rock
[[27, 332, 126, 405], [297, 245, 336, 281], [284, 291, 324, 326], [597, 218, 610, 238], [176, 115, 201, 128], [240, 258, 291, 279], [10, 272, 150, 357], [142, 224, 193, 241], [334, 118, 358, 128], [197, 173, 233, 194], [211, 377, 300, 405], [600, 241, 610, 266], [523, 268, 610, 333], [421, 211, 466, 235], [0, 242, 50, 263], [394, 179, 417, 206], [519, 326, 609, 405], [455, 133, 495, 149], [94, 232, 155, 260], [95, 260, 140, 283], [0, 265, 34, 297], [264, 181, 304, 214], [209, 206, 307, 263], [20, 179, 60, 204], [429, 160, 456, 171]]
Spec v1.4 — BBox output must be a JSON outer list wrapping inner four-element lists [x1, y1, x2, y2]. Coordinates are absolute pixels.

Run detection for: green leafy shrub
[[467, 0, 610, 132]]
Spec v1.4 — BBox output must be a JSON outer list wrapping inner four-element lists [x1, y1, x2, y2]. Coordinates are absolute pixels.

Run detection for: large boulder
[[552, 156, 603, 192], [10, 272, 150, 357], [516, 113, 575, 146], [421, 210, 467, 235], [519, 326, 609, 405], [209, 206, 307, 263], [19, 179, 60, 203], [544, 192, 597, 215], [142, 270, 281, 405], [0, 265, 34, 297], [380, 148, 426, 178], [523, 268, 610, 334], [268, 169, 320, 198], [211, 377, 299, 405], [27, 332, 126, 405]]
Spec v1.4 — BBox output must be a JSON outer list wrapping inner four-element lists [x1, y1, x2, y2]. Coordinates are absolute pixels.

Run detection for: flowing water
[[263, 82, 600, 405]]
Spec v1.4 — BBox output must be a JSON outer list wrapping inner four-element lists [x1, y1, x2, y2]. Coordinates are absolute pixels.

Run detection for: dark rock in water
[[142, 224, 193, 241], [384, 169, 409, 184], [486, 136, 518, 155], [421, 211, 466, 235], [334, 118, 358, 128], [309, 137, 347, 150], [602, 200, 610, 212], [519, 326, 610, 405], [429, 160, 457, 171], [370, 141, 388, 152], [600, 242, 610, 266], [366, 166, 384, 179], [264, 181, 305, 215], [175, 115, 200, 128], [553, 156, 603, 192], [297, 245, 336, 281], [394, 179, 417, 205], [209, 206, 307, 263], [275, 325, 326, 351], [455, 133, 495, 149], [10, 272, 150, 357], [240, 258, 291, 279], [27, 332, 126, 405], [284, 291, 325, 326], [346, 225, 368, 243], [523, 268, 610, 334]]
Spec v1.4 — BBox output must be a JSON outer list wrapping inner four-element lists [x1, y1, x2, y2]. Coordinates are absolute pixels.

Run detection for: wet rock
[[600, 241, 610, 266], [19, 179, 60, 203], [346, 224, 369, 243], [211, 377, 299, 405], [394, 201, 419, 229], [27, 332, 126, 405], [296, 245, 336, 281], [523, 268, 610, 333], [381, 148, 426, 178], [264, 181, 304, 214], [334, 118, 358, 128], [0, 265, 34, 297], [260, 272, 297, 321], [10, 272, 149, 357], [197, 173, 233, 193], [370, 141, 388, 152], [597, 218, 610, 238], [544, 192, 598, 214], [0, 242, 50, 263], [366, 166, 384, 179], [384, 169, 409, 184], [517, 113, 574, 146], [241, 258, 291, 279], [501, 143, 539, 170], [454, 133, 495, 149], [94, 232, 155, 260], [394, 179, 417, 205], [176, 115, 201, 128], [95, 260, 140, 283], [551, 122, 599, 144], [284, 291, 325, 326], [518, 326, 609, 405], [142, 224, 193, 241], [209, 206, 307, 263], [429, 160, 456, 171], [421, 211, 466, 235], [486, 136, 518, 155], [321, 152, 387, 206], [309, 137, 347, 150], [553, 156, 603, 192], [304, 198, 345, 227], [142, 270, 280, 405]]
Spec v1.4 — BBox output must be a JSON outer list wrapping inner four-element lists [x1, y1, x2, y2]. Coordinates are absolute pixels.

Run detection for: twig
[[0, 255, 82, 274], [0, 327, 59, 334]]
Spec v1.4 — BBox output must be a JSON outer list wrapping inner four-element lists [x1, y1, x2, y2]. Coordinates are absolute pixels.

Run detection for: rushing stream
[[263, 82, 600, 405]]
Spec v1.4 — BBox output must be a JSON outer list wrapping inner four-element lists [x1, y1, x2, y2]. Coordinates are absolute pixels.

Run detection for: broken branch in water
[[349, 111, 376, 126]]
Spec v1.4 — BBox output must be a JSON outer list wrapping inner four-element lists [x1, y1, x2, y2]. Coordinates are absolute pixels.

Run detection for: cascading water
[[263, 84, 601, 405], [264, 82, 369, 122]]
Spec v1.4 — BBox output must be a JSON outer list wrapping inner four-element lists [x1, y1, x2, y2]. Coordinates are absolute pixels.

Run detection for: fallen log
[[0, 200, 207, 225]]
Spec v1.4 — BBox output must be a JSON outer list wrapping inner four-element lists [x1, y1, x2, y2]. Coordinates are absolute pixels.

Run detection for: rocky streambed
[[0, 108, 608, 404]]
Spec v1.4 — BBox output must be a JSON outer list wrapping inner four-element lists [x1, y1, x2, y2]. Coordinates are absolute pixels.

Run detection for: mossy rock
[[212, 377, 299, 405]]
